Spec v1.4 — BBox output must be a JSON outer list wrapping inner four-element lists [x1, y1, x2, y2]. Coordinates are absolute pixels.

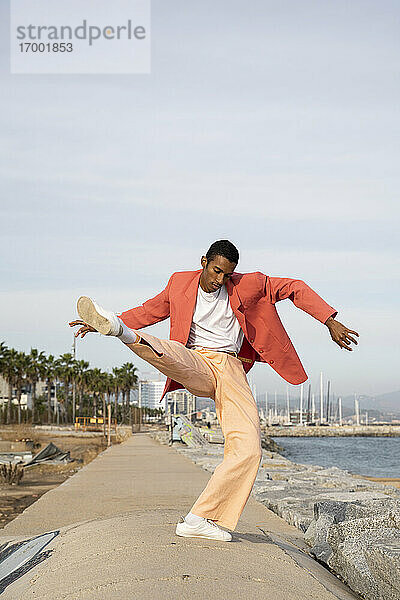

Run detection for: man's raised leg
[[76, 296, 215, 398]]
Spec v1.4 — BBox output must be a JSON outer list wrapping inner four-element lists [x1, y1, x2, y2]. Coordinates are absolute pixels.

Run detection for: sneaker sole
[[77, 296, 112, 335], [175, 530, 231, 542]]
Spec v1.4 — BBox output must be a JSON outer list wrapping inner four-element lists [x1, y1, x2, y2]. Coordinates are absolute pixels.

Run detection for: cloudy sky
[[1, 0, 399, 400]]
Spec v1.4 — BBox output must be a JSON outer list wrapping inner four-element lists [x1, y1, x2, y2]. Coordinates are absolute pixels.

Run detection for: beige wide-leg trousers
[[125, 330, 262, 531]]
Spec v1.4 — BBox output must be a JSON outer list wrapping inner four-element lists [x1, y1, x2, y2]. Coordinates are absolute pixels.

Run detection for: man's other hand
[[325, 316, 359, 351], [69, 319, 97, 338]]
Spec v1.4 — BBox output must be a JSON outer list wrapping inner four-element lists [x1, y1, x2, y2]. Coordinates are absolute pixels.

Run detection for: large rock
[[254, 485, 318, 531], [261, 436, 282, 453], [328, 529, 400, 600], [365, 540, 400, 598], [304, 499, 400, 600]]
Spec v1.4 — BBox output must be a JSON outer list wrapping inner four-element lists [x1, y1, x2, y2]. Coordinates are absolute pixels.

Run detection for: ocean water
[[272, 436, 400, 478]]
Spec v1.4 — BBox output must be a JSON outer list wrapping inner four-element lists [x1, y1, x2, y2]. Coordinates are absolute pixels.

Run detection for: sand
[[0, 426, 109, 528]]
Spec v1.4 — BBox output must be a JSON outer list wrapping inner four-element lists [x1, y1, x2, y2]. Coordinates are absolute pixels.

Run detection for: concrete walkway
[[0, 434, 358, 599]]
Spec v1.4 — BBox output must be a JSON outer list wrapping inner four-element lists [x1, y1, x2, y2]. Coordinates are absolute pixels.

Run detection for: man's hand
[[69, 319, 97, 339], [325, 316, 359, 351]]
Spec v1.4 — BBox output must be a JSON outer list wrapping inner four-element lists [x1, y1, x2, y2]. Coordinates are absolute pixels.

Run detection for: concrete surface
[[0, 434, 359, 599]]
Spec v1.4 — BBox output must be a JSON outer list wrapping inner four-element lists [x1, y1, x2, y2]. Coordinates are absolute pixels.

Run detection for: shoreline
[[361, 476, 400, 489]]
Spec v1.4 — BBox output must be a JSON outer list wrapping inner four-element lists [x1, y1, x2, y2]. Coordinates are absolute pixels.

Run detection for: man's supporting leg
[[125, 342, 261, 531], [189, 351, 262, 531]]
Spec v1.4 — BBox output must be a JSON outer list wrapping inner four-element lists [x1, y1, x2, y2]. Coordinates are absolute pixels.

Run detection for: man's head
[[199, 240, 239, 293]]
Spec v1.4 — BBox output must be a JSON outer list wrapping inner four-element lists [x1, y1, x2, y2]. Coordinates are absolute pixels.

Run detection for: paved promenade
[[0, 434, 358, 599]]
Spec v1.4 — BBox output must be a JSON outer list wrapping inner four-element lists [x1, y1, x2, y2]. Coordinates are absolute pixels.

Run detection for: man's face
[[199, 255, 237, 293]]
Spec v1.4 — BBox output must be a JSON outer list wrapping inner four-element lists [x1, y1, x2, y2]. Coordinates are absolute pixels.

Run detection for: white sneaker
[[175, 516, 232, 541], [77, 296, 122, 336]]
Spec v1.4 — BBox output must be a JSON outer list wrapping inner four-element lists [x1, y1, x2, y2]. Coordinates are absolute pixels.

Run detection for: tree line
[[0, 341, 161, 426]]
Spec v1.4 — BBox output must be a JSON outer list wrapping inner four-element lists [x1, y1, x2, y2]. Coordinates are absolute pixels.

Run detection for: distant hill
[[342, 391, 400, 415], [254, 390, 400, 419]]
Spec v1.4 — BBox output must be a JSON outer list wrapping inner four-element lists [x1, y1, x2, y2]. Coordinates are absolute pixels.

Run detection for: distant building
[[138, 380, 166, 411], [167, 390, 197, 417], [0, 376, 30, 410], [0, 375, 51, 408], [35, 380, 47, 398], [0, 375, 8, 400]]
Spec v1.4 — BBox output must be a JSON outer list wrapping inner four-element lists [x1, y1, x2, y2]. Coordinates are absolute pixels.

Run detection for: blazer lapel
[[184, 270, 202, 302], [181, 270, 202, 343], [226, 278, 247, 333]]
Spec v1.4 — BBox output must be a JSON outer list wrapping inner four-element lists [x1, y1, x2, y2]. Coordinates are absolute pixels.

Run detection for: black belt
[[213, 349, 238, 358], [194, 347, 238, 358], [223, 351, 253, 364]]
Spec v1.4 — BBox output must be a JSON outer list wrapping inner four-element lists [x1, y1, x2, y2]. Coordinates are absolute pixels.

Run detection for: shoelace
[[180, 516, 220, 529], [206, 519, 219, 529]]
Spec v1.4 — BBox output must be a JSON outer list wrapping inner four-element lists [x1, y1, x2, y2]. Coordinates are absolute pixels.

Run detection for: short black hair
[[205, 240, 239, 265]]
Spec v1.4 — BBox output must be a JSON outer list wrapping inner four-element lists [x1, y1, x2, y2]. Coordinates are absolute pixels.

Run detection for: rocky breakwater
[[264, 425, 400, 437], [166, 438, 400, 600], [305, 498, 400, 600]]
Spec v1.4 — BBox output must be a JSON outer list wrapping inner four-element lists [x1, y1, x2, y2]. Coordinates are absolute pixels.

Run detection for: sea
[[272, 436, 400, 478]]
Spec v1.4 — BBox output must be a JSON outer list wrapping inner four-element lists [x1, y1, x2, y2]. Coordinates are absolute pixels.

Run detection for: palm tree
[[57, 353, 75, 424], [87, 368, 108, 419], [26, 349, 46, 424], [74, 360, 90, 419], [14, 351, 29, 425], [100, 371, 110, 428], [70, 359, 79, 424], [0, 343, 15, 424], [119, 362, 138, 424], [0, 342, 8, 361], [0, 343, 7, 423], [112, 366, 123, 423], [103, 372, 115, 436], [42, 354, 58, 424]]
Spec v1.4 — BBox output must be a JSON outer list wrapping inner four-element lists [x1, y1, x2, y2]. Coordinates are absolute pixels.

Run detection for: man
[[69, 239, 358, 542]]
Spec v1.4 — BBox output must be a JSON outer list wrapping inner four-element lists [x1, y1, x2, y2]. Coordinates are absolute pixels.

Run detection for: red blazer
[[119, 270, 337, 400]]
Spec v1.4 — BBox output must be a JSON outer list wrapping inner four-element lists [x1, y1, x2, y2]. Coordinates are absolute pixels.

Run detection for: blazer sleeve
[[265, 276, 337, 324], [117, 275, 173, 330]]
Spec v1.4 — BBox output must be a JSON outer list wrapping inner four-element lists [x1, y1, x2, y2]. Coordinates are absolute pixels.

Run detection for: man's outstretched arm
[[265, 276, 359, 351]]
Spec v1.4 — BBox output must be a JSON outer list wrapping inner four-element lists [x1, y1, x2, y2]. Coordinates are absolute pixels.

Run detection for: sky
[[0, 0, 399, 400]]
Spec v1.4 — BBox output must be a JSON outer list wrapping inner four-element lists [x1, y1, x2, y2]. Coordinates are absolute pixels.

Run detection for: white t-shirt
[[187, 284, 244, 353]]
